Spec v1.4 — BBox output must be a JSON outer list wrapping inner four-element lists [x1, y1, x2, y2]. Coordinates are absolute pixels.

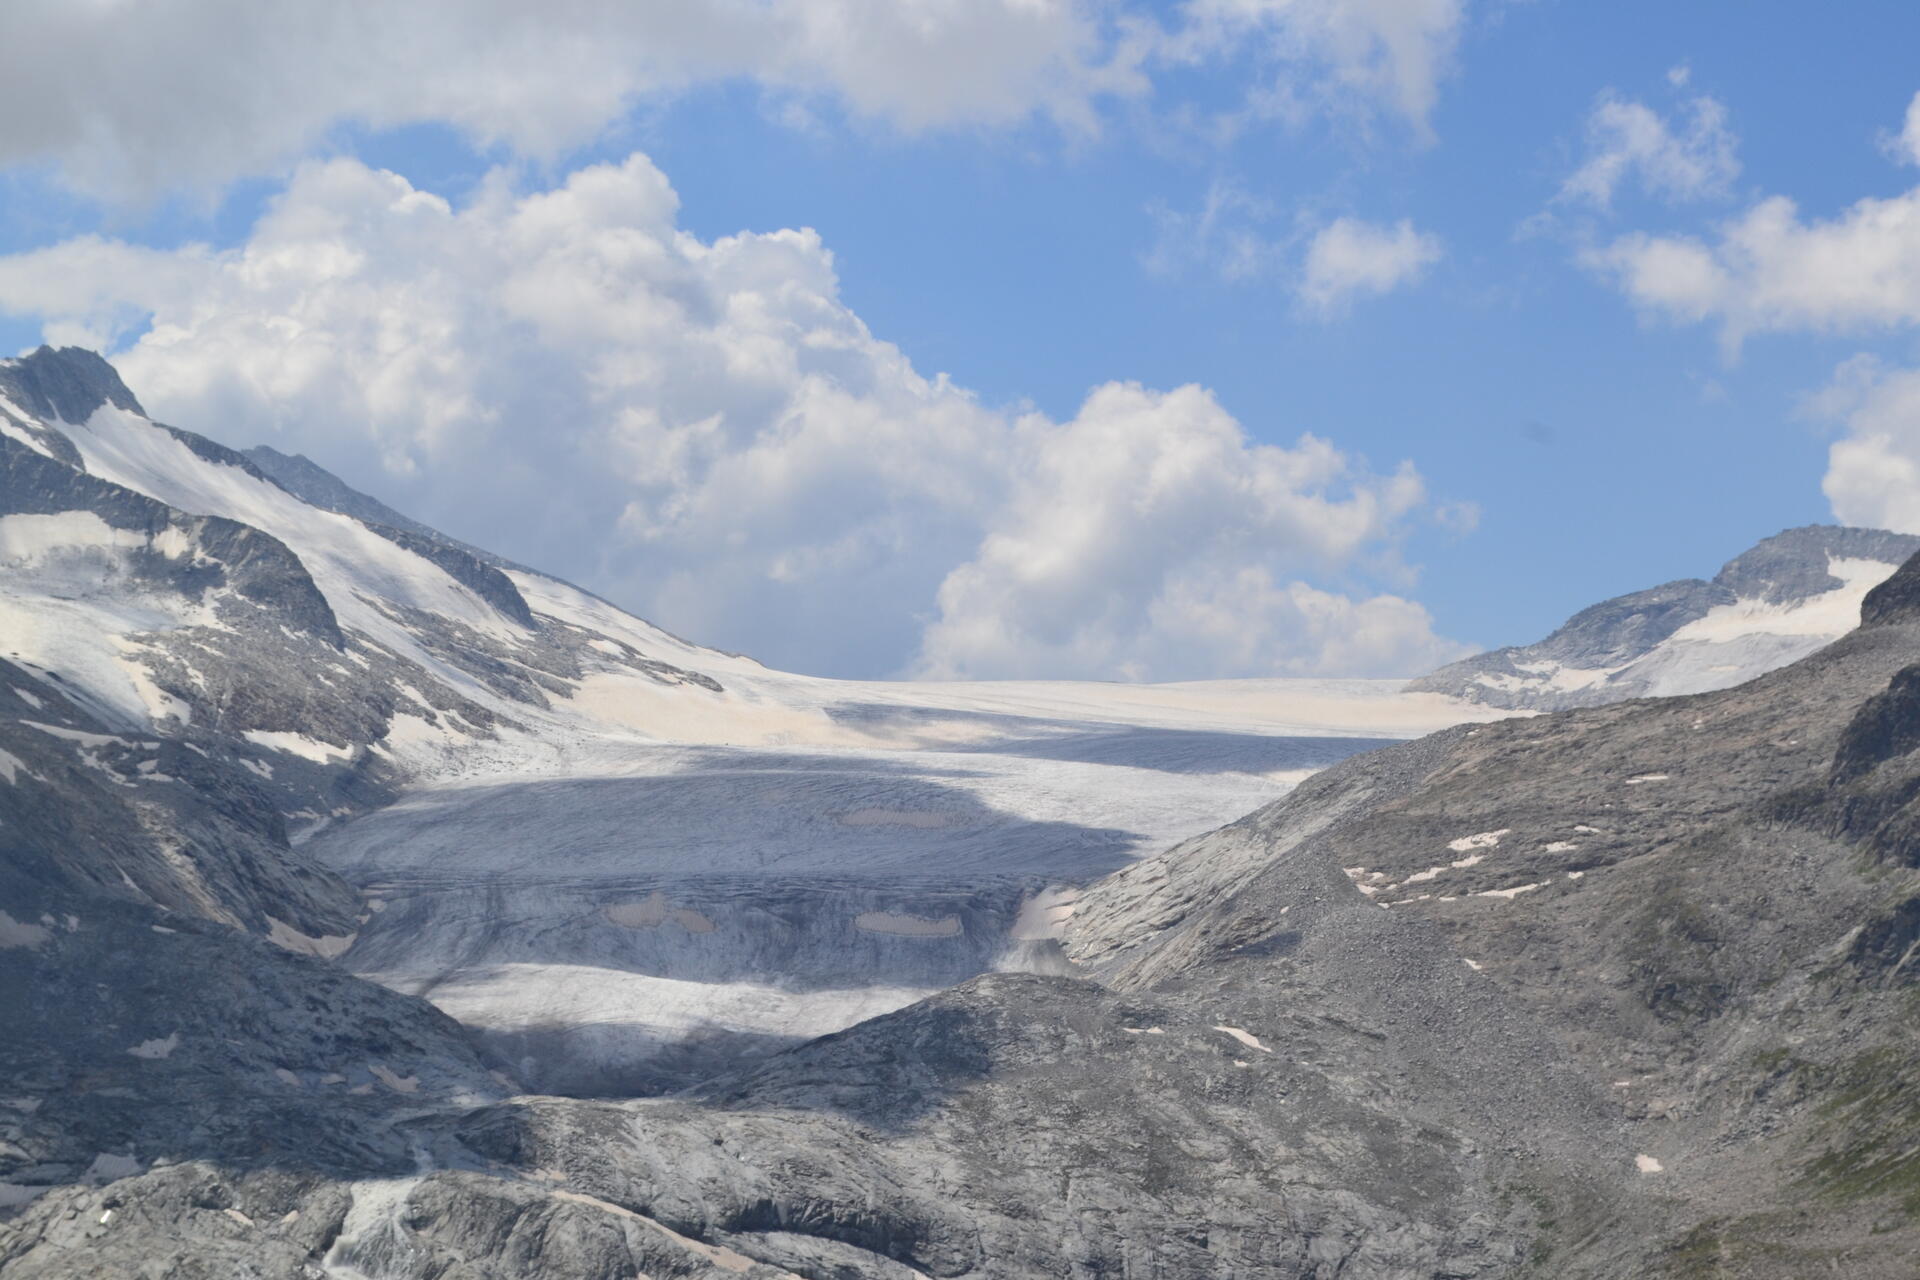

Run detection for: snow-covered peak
[[1411, 525, 1920, 710]]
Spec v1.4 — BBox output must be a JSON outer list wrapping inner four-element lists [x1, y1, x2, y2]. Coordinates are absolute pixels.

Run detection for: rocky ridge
[[1410, 524, 1920, 710]]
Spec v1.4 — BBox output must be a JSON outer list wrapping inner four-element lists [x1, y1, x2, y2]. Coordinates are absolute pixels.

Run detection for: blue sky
[[3, 1, 1920, 679]]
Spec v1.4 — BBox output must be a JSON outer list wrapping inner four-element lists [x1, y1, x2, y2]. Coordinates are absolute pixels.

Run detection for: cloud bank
[[1, 0, 1471, 201], [0, 155, 1466, 680]]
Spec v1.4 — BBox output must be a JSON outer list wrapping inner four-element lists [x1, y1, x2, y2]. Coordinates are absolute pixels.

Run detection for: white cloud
[[0, 0, 1473, 202], [0, 0, 1148, 200], [1558, 90, 1739, 210], [915, 381, 1467, 679], [1812, 355, 1920, 535], [1298, 216, 1442, 312], [1582, 95, 1920, 349], [0, 155, 1461, 680], [1169, 0, 1466, 138], [1586, 188, 1920, 348], [1885, 89, 1920, 166], [1143, 180, 1292, 281]]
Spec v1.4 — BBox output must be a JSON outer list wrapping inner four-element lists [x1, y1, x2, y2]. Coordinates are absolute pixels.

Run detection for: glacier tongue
[[0, 344, 1522, 1093], [308, 692, 1485, 1093]]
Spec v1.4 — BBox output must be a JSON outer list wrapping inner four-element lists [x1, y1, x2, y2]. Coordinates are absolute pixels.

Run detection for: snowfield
[[310, 648, 1504, 1091]]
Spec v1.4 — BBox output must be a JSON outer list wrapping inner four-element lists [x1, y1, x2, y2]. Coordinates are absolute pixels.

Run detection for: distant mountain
[[1410, 524, 1920, 709]]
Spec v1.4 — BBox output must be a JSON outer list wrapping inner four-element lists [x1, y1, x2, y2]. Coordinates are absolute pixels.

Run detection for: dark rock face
[[1859, 544, 1920, 628], [1413, 524, 1920, 710], [0, 346, 145, 427], [1831, 663, 1920, 783]]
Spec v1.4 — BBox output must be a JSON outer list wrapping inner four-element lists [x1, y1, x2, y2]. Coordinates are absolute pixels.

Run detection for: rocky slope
[[1410, 524, 1920, 709]]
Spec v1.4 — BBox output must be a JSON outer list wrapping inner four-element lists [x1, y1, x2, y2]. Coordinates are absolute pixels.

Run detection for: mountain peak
[[1713, 523, 1920, 604], [0, 345, 146, 424]]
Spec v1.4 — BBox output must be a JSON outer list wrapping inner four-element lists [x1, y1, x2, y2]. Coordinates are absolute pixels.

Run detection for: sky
[[3, 1, 1920, 681]]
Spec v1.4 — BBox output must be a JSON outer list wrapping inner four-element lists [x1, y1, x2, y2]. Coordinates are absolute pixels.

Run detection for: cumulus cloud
[[1558, 89, 1739, 210], [0, 1, 1475, 201], [0, 155, 1462, 680], [915, 382, 1468, 679], [1298, 216, 1442, 312], [1586, 188, 1920, 348], [1811, 356, 1920, 535]]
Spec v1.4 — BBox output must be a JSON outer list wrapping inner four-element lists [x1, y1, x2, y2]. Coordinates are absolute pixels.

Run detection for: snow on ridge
[[244, 730, 351, 764], [53, 403, 526, 672], [1670, 555, 1898, 644]]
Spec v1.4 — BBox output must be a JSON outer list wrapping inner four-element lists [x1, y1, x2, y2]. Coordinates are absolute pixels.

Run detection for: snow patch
[[368, 1063, 419, 1094], [1474, 882, 1544, 901], [0, 911, 52, 949], [1213, 1025, 1273, 1053], [1672, 557, 1895, 643], [243, 731, 350, 764], [1447, 829, 1510, 853], [126, 1031, 180, 1059], [1635, 1154, 1664, 1174], [24, 721, 122, 748], [0, 511, 149, 561], [266, 916, 356, 958]]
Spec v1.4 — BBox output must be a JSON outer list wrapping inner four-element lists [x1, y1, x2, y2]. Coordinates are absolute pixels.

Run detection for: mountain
[[6, 343, 1920, 1275], [1410, 524, 1920, 709]]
